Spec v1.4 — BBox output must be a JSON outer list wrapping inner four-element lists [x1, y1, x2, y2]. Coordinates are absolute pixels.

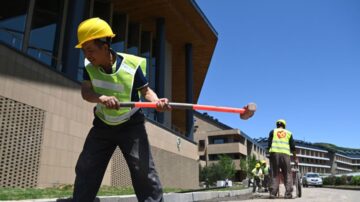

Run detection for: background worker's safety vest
[[252, 168, 263, 178], [262, 165, 270, 175], [85, 52, 146, 125], [269, 128, 292, 155]]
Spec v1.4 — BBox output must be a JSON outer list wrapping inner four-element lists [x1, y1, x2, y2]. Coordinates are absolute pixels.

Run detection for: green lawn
[[0, 185, 185, 200]]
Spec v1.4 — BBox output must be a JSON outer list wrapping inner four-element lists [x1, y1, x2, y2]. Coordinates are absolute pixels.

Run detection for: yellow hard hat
[[255, 163, 261, 168], [261, 160, 266, 164], [276, 119, 286, 127], [75, 17, 115, 48]]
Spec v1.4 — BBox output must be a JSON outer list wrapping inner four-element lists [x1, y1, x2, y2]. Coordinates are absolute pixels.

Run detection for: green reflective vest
[[252, 168, 263, 177], [85, 52, 147, 125], [262, 165, 270, 175], [269, 128, 292, 155]]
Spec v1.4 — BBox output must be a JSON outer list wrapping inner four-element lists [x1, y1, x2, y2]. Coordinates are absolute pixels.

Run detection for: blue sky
[[196, 0, 360, 148]]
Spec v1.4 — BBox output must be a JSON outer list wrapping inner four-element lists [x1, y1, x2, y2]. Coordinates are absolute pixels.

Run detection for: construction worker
[[251, 163, 263, 193], [268, 119, 298, 199], [71, 17, 170, 202], [261, 160, 270, 192]]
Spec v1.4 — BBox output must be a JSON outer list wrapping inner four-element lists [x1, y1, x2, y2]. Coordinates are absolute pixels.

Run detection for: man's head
[[255, 163, 261, 169], [276, 119, 286, 129], [81, 39, 112, 67], [76, 18, 115, 66], [261, 160, 266, 166]]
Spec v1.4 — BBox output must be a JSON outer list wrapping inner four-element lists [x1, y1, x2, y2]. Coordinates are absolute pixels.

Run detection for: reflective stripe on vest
[[86, 52, 146, 125], [92, 79, 124, 92], [269, 128, 292, 155], [95, 106, 139, 124]]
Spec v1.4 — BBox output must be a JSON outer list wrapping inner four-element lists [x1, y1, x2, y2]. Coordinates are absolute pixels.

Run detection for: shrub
[[350, 176, 360, 186], [335, 176, 347, 185], [323, 175, 336, 185]]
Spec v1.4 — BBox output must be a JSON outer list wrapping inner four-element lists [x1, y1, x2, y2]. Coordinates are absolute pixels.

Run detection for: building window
[[112, 13, 128, 53], [209, 154, 219, 161], [127, 23, 140, 55], [0, 0, 28, 50], [209, 136, 228, 144], [199, 140, 205, 151], [214, 139, 224, 144], [27, 0, 64, 67], [140, 31, 157, 120]]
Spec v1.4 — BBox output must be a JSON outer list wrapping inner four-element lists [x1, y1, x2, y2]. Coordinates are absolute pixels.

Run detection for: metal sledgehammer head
[[240, 103, 257, 120]]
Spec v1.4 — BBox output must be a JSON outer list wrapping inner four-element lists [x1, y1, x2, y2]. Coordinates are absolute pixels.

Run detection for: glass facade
[[0, 0, 65, 68], [27, 0, 63, 67], [0, 0, 28, 51], [127, 23, 140, 55], [140, 31, 156, 120], [112, 13, 127, 53]]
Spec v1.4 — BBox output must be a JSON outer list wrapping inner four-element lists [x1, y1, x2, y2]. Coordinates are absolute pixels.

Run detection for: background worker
[[261, 160, 270, 192], [268, 119, 298, 199], [251, 163, 263, 193], [72, 17, 170, 202]]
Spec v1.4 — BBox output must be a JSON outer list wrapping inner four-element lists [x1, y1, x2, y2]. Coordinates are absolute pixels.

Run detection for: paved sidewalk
[[2, 188, 253, 202]]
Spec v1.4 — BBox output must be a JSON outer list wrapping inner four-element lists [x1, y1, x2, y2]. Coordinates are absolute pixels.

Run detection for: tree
[[218, 154, 236, 179], [240, 157, 248, 180], [199, 154, 236, 187], [245, 154, 257, 178]]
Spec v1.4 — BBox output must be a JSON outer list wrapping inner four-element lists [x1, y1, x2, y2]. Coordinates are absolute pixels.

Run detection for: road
[[202, 187, 360, 202]]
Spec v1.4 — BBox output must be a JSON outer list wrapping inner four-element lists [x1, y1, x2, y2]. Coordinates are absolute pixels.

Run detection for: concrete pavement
[[214, 186, 360, 202], [3, 187, 359, 202]]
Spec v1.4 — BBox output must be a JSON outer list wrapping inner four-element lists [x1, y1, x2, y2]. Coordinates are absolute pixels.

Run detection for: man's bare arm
[[81, 81, 119, 109]]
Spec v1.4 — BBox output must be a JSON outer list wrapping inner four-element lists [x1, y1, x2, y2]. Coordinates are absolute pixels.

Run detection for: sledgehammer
[[118, 102, 257, 120]]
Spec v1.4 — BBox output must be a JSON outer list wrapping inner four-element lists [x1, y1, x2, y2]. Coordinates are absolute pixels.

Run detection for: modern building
[[194, 111, 267, 181], [0, 0, 217, 188], [256, 138, 360, 176], [331, 149, 360, 174]]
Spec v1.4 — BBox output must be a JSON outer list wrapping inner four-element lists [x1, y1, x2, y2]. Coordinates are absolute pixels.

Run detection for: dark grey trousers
[[269, 152, 293, 197], [252, 177, 261, 193], [262, 175, 270, 190], [72, 112, 163, 202]]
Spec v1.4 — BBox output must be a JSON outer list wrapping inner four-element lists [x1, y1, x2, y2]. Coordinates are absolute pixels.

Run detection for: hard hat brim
[[75, 34, 116, 48]]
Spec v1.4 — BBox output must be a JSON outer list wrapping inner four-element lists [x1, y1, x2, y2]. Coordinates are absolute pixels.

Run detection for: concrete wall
[[194, 115, 226, 135], [0, 44, 95, 187]]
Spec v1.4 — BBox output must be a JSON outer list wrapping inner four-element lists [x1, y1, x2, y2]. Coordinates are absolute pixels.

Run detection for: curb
[[1, 188, 253, 202]]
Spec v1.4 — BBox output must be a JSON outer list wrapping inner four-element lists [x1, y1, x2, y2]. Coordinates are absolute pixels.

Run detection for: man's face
[[82, 40, 108, 66]]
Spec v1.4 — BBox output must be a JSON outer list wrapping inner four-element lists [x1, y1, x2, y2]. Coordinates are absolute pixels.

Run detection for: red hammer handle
[[119, 102, 246, 114]]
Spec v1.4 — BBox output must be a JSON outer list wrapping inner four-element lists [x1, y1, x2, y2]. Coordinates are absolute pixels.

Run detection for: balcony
[[207, 142, 247, 156]]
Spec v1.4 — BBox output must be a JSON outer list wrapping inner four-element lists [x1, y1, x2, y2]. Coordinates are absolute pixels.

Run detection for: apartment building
[[333, 151, 360, 174], [194, 112, 267, 181], [294, 141, 331, 174]]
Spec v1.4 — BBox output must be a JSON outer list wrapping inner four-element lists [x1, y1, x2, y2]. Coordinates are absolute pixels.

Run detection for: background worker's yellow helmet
[[75, 17, 115, 48], [261, 160, 266, 164], [255, 163, 261, 168], [276, 119, 286, 128]]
